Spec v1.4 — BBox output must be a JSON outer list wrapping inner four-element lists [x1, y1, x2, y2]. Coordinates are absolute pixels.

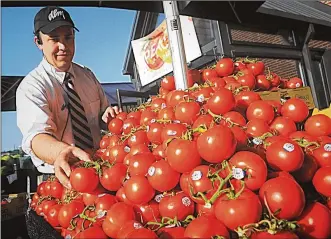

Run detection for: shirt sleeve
[[16, 79, 57, 167]]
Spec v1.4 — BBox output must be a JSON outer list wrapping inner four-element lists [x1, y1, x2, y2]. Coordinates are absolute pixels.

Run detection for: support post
[[163, 1, 188, 90]]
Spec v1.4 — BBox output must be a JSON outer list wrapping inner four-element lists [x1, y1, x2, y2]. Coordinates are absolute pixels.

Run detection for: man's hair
[[34, 28, 76, 45]]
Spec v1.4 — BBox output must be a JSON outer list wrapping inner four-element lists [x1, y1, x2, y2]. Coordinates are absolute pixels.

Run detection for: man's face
[[36, 26, 75, 72]]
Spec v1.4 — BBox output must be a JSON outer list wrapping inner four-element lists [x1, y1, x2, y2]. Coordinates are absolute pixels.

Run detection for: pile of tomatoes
[[31, 58, 331, 239]]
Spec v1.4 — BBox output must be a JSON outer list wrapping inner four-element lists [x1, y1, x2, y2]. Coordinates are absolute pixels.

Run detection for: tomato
[[161, 76, 175, 91], [99, 135, 111, 149], [259, 177, 305, 220], [95, 194, 118, 215], [82, 186, 106, 206], [270, 116, 297, 137], [214, 189, 262, 230], [270, 73, 281, 87], [215, 58, 234, 77], [195, 203, 215, 217], [187, 69, 200, 87], [102, 202, 136, 238], [158, 226, 186, 239], [266, 140, 304, 172], [128, 131, 150, 147], [117, 220, 144, 239], [37, 181, 47, 196], [289, 131, 317, 143], [235, 91, 262, 110], [292, 155, 318, 183], [45, 180, 63, 199], [297, 202, 331, 239], [281, 99, 309, 123], [127, 111, 142, 121], [166, 139, 201, 173], [247, 61, 265, 76], [152, 144, 165, 160], [305, 114, 331, 137], [231, 126, 249, 149], [140, 109, 157, 126], [206, 88, 236, 115], [197, 125, 236, 163], [151, 97, 166, 111], [116, 112, 128, 121], [126, 228, 157, 238], [189, 165, 218, 196], [134, 200, 161, 223], [115, 187, 134, 205], [202, 68, 218, 82], [221, 111, 246, 127], [128, 152, 156, 176], [147, 160, 180, 192], [124, 175, 155, 205], [312, 166, 331, 197], [41, 200, 57, 217], [287, 77, 303, 89], [179, 172, 191, 195], [237, 72, 256, 90], [70, 167, 99, 193], [234, 61, 247, 72], [122, 118, 140, 135], [58, 200, 85, 228], [184, 215, 229, 238], [46, 204, 62, 227], [100, 163, 127, 191], [246, 100, 275, 124], [159, 191, 194, 221], [108, 118, 123, 135], [310, 142, 331, 167], [105, 144, 129, 164], [76, 225, 108, 239], [229, 151, 267, 191], [192, 114, 214, 130], [158, 107, 176, 121], [159, 87, 170, 99], [210, 77, 226, 90], [175, 101, 200, 125], [167, 90, 187, 108], [256, 75, 271, 90], [251, 231, 299, 239], [192, 87, 214, 101], [224, 81, 242, 91]]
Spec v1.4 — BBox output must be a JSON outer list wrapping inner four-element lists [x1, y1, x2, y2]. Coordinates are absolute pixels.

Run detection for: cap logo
[[48, 9, 66, 21]]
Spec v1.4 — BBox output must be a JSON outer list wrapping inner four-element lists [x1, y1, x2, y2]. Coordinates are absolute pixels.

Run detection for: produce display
[[30, 58, 331, 239]]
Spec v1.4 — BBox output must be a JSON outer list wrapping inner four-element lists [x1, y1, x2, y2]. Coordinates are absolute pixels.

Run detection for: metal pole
[[163, 1, 188, 90]]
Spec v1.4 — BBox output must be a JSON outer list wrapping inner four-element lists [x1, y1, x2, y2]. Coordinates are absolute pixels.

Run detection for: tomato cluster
[[31, 57, 331, 239]]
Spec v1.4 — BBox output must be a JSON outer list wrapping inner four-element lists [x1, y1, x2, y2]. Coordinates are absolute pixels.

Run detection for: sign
[[131, 16, 202, 86]]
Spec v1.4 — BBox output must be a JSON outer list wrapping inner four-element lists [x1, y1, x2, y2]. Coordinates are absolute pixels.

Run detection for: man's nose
[[58, 41, 66, 51]]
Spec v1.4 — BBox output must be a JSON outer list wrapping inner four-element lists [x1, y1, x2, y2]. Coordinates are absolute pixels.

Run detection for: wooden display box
[[1, 193, 28, 221]]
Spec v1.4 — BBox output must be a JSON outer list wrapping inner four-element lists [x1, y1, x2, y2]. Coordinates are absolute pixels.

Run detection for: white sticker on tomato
[[123, 123, 130, 129], [97, 210, 107, 218], [148, 166, 156, 176], [252, 138, 263, 145], [133, 222, 143, 229], [295, 83, 301, 88], [147, 98, 152, 103], [150, 118, 156, 123], [173, 120, 181, 124], [161, 103, 166, 109], [124, 146, 131, 153], [232, 167, 245, 180], [154, 194, 164, 203], [191, 170, 202, 181], [65, 235, 72, 239], [182, 196, 191, 207], [283, 143, 295, 152], [197, 95, 205, 103], [130, 135, 137, 142], [167, 130, 177, 136], [97, 193, 106, 198], [193, 83, 199, 88], [324, 143, 331, 152], [204, 202, 212, 209]]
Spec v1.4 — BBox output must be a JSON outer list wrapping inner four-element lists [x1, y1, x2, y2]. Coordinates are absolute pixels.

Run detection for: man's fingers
[[119, 108, 123, 113], [55, 166, 71, 189], [71, 147, 92, 162], [102, 112, 108, 123], [113, 106, 119, 114]]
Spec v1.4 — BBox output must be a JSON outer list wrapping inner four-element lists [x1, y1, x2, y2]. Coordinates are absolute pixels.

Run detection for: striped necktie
[[63, 73, 94, 150]]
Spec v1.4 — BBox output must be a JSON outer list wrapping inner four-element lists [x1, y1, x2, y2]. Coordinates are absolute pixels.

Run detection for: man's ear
[[34, 36, 43, 50]]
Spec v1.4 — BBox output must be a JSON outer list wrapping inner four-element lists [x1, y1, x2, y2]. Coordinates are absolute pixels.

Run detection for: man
[[16, 6, 119, 189]]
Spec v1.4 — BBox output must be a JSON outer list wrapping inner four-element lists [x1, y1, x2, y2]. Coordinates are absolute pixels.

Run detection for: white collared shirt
[[16, 58, 109, 174]]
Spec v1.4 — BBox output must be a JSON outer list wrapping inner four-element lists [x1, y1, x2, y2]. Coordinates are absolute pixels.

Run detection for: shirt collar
[[41, 58, 75, 84]]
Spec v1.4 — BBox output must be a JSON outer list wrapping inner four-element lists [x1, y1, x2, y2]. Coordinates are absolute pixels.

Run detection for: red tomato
[[305, 114, 331, 137], [270, 73, 281, 87], [234, 61, 247, 72], [107, 144, 130, 164], [115, 187, 134, 205], [237, 72, 256, 90], [128, 131, 150, 147], [70, 167, 99, 193], [266, 140, 304, 172], [159, 191, 194, 221], [82, 186, 106, 206], [116, 112, 128, 121], [281, 99, 309, 123], [192, 114, 214, 130], [126, 228, 157, 238], [189, 165, 218, 195], [147, 160, 180, 192], [46, 204, 62, 227], [158, 227, 186, 239], [117, 220, 144, 239], [122, 118, 140, 135], [231, 126, 249, 149], [246, 100, 275, 124], [167, 90, 187, 108], [127, 111, 142, 121], [58, 200, 85, 228], [37, 181, 47, 196], [124, 175, 155, 205], [76, 226, 108, 239], [140, 109, 157, 126], [134, 200, 161, 223], [152, 144, 165, 160], [214, 189, 262, 230], [175, 101, 201, 125], [292, 155, 318, 183], [128, 152, 156, 176], [184, 215, 229, 238], [312, 166, 331, 197], [289, 131, 317, 143], [102, 202, 136, 238], [47, 180, 63, 199], [42, 200, 57, 216], [206, 88, 236, 115], [191, 87, 214, 101], [287, 77, 303, 89], [159, 87, 169, 99], [247, 61, 265, 76], [100, 163, 127, 191], [259, 177, 305, 220], [161, 123, 187, 143], [229, 151, 267, 191], [95, 194, 118, 215], [197, 125, 236, 163], [297, 202, 331, 239], [195, 203, 215, 217], [99, 135, 111, 149], [270, 116, 297, 136], [210, 77, 226, 90], [235, 91, 262, 110], [221, 111, 246, 127], [166, 139, 201, 173], [202, 68, 218, 82], [151, 97, 166, 111], [225, 81, 242, 91], [108, 118, 123, 135], [161, 76, 175, 91], [179, 172, 190, 195], [310, 142, 331, 167], [187, 69, 200, 87], [215, 58, 234, 77], [158, 107, 176, 121], [251, 231, 299, 239], [256, 75, 271, 90]]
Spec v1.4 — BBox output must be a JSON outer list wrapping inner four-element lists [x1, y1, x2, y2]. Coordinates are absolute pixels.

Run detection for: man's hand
[[102, 106, 121, 123], [54, 146, 91, 189]]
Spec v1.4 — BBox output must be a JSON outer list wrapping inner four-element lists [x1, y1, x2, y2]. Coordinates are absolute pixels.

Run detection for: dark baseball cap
[[34, 6, 79, 34]]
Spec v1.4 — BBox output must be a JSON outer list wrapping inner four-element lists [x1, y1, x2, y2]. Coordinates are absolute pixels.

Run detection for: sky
[[1, 6, 137, 152]]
